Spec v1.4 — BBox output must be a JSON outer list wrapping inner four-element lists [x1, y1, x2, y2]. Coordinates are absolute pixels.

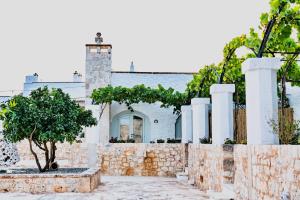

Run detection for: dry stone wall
[[16, 141, 88, 168], [13, 141, 300, 199], [98, 143, 186, 177], [0, 135, 19, 167], [0, 168, 100, 193], [188, 144, 234, 192], [234, 145, 300, 200]]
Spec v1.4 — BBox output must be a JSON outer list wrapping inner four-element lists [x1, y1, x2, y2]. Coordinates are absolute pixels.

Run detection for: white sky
[[0, 0, 269, 95]]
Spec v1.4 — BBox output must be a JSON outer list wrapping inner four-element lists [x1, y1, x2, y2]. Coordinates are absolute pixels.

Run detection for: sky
[[0, 0, 269, 95]]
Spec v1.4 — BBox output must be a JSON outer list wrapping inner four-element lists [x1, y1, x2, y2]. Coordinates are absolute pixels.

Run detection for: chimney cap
[[95, 32, 103, 44]]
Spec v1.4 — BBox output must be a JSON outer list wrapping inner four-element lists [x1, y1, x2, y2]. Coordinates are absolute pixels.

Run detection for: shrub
[[269, 119, 300, 144], [224, 138, 236, 144], [167, 138, 181, 143], [126, 138, 135, 143], [109, 137, 135, 143], [199, 137, 212, 144], [109, 137, 118, 143], [157, 139, 165, 143]]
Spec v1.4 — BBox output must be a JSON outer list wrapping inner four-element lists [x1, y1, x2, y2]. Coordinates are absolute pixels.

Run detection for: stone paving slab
[[0, 176, 210, 200]]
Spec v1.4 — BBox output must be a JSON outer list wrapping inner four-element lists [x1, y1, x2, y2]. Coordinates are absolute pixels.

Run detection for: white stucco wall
[[286, 82, 300, 121], [23, 82, 85, 102], [18, 72, 193, 142], [110, 72, 193, 142], [111, 72, 193, 92], [110, 102, 178, 142]]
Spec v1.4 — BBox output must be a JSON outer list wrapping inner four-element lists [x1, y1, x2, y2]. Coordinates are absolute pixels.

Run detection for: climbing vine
[[187, 0, 300, 107], [93, 0, 300, 123], [91, 84, 190, 115]]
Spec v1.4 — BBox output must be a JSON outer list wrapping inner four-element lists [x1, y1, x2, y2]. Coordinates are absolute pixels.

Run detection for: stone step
[[207, 184, 234, 200], [184, 167, 189, 174], [176, 172, 188, 182]]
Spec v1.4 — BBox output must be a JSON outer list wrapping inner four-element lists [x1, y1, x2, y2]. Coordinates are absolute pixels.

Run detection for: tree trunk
[[28, 126, 44, 172], [50, 142, 56, 163], [49, 142, 57, 169], [42, 142, 50, 171]]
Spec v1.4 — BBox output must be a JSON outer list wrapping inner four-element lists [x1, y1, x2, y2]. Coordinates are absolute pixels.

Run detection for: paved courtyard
[[0, 176, 211, 200]]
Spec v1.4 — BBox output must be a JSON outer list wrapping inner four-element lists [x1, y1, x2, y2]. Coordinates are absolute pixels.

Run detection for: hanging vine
[[91, 84, 190, 115]]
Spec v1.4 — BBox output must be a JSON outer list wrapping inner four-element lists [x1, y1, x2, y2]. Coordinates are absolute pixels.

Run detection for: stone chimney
[[85, 32, 112, 105], [73, 71, 82, 82], [85, 32, 111, 146], [130, 61, 135, 72], [25, 73, 38, 83]]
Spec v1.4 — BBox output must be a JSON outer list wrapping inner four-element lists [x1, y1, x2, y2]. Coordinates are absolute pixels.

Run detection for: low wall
[[188, 144, 234, 192], [98, 143, 187, 177], [0, 168, 100, 193], [234, 145, 300, 200], [14, 141, 300, 198], [16, 141, 88, 168], [189, 144, 300, 199]]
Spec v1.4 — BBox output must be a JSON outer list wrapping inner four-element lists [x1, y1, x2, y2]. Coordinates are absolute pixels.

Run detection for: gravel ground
[[0, 176, 211, 200]]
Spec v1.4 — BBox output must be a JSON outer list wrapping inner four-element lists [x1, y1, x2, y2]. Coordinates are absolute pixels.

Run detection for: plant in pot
[[126, 138, 135, 143], [156, 139, 165, 143], [199, 137, 212, 144]]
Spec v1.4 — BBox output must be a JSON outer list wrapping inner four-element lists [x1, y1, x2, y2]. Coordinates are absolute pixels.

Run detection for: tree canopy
[[0, 87, 97, 172]]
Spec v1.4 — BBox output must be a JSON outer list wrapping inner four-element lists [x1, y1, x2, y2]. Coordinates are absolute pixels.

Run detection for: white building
[[1, 34, 300, 144], [23, 72, 85, 106], [110, 71, 193, 142], [19, 71, 193, 143], [3, 34, 193, 143]]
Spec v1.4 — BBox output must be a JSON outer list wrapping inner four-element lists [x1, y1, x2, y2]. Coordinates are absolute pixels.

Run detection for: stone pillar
[[191, 98, 210, 144], [181, 105, 192, 143], [242, 58, 280, 144], [210, 84, 235, 145], [85, 40, 112, 145]]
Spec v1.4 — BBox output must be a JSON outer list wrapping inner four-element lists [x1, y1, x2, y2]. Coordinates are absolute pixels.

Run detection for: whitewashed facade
[[0, 39, 193, 143], [110, 72, 193, 142], [14, 71, 193, 143]]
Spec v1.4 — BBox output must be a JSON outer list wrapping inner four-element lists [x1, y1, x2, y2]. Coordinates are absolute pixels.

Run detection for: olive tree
[[0, 87, 97, 172]]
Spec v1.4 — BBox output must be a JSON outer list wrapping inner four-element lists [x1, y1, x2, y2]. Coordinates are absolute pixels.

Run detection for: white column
[[181, 105, 193, 143], [210, 84, 235, 145], [85, 105, 101, 168], [242, 58, 280, 144], [191, 98, 210, 144]]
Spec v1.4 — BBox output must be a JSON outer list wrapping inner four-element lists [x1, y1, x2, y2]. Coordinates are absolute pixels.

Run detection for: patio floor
[[0, 176, 211, 200]]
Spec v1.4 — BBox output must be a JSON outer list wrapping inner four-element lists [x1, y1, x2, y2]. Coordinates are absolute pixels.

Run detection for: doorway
[[119, 114, 144, 143]]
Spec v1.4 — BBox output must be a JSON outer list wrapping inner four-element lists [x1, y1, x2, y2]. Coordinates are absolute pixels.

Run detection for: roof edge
[[111, 71, 195, 75]]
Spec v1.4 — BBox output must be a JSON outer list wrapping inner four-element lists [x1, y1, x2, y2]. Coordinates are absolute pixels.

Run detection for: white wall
[[19, 72, 192, 142], [110, 72, 193, 142], [23, 82, 85, 102], [286, 82, 300, 121], [111, 72, 193, 92], [111, 102, 178, 142]]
